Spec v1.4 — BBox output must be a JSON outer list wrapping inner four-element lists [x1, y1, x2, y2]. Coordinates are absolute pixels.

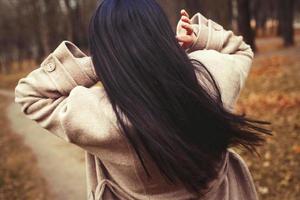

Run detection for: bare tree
[[183, 0, 233, 28], [42, 0, 66, 51], [157, 0, 185, 29], [277, 0, 295, 46], [236, 0, 256, 51], [29, 0, 49, 60], [1, 0, 299, 74], [184, 0, 204, 16]]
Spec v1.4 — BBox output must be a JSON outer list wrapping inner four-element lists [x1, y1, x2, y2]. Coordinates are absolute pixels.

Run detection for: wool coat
[[14, 12, 258, 200]]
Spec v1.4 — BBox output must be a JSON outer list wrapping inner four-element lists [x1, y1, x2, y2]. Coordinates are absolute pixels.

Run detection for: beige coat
[[14, 12, 258, 200]]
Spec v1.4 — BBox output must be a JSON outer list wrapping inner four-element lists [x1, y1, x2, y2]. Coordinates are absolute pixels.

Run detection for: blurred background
[[0, 0, 299, 200]]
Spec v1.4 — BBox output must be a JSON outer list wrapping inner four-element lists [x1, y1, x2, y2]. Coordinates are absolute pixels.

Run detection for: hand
[[176, 9, 197, 50]]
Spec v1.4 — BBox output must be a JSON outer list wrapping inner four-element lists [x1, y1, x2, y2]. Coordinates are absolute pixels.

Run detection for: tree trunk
[[64, 0, 85, 46], [43, 0, 62, 51], [158, 0, 184, 30], [277, 0, 295, 46], [185, 0, 232, 29], [208, 0, 232, 29], [237, 0, 256, 51], [185, 0, 205, 16], [30, 0, 49, 61], [252, 0, 268, 36]]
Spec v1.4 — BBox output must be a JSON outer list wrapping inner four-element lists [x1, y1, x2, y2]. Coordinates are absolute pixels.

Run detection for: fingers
[[181, 15, 190, 24], [176, 35, 193, 43], [177, 9, 194, 49], [180, 21, 193, 35], [176, 35, 193, 49], [179, 9, 192, 35], [180, 9, 189, 19]]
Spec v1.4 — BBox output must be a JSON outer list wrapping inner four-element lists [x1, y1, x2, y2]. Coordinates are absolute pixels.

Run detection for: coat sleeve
[[177, 13, 254, 111], [14, 41, 111, 146]]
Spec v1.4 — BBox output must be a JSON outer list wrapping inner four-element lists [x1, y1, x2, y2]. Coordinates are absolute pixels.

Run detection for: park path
[[0, 89, 86, 200]]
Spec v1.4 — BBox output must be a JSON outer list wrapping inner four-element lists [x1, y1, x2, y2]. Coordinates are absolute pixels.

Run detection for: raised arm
[[14, 41, 110, 146], [176, 11, 254, 111]]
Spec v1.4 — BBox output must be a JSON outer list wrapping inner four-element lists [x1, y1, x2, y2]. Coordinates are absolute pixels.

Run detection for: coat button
[[46, 62, 56, 72]]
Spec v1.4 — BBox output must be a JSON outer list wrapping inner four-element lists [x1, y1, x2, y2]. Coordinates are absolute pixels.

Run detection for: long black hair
[[88, 0, 271, 196]]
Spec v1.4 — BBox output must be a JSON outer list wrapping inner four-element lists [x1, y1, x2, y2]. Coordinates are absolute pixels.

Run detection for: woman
[[14, 0, 271, 199]]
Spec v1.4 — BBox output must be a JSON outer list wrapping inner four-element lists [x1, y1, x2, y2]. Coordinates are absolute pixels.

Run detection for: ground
[[0, 93, 50, 200], [0, 35, 299, 199], [236, 36, 300, 200], [0, 90, 86, 200]]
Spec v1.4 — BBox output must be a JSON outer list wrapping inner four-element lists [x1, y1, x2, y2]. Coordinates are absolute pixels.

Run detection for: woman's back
[[14, 0, 270, 199]]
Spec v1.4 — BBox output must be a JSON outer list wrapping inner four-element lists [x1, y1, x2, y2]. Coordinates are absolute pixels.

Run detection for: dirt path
[[0, 90, 86, 200]]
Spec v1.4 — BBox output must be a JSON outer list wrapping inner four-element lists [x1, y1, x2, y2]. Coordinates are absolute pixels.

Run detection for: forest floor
[[236, 35, 300, 200], [0, 34, 299, 200]]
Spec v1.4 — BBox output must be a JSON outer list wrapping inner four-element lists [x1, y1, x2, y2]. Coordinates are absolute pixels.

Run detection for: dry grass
[[0, 96, 49, 200]]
